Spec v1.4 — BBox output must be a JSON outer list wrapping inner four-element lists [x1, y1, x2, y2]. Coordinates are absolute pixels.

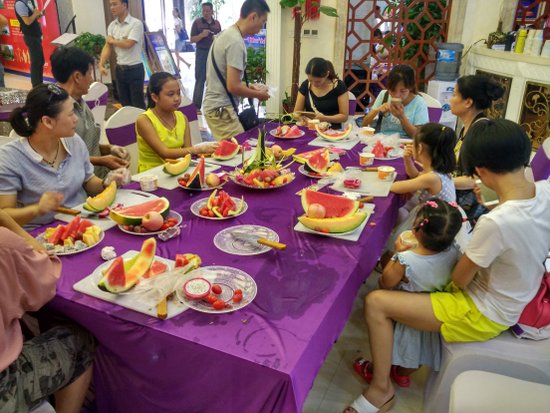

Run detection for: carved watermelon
[[298, 211, 368, 233], [186, 157, 205, 188], [315, 123, 353, 141], [301, 190, 359, 218], [98, 238, 157, 293], [304, 150, 330, 174], [109, 197, 170, 225], [212, 138, 240, 160]]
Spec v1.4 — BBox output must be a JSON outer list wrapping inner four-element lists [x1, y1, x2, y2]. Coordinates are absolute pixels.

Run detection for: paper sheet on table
[[73, 252, 190, 319], [131, 160, 220, 190], [308, 136, 360, 150], [294, 204, 375, 242], [330, 170, 396, 197], [54, 190, 158, 231], [206, 150, 254, 167]]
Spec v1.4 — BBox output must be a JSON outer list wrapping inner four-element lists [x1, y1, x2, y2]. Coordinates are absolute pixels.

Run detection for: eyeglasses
[[47, 83, 64, 104]]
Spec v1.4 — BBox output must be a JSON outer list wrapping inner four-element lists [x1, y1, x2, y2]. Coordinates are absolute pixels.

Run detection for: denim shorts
[[0, 325, 95, 412]]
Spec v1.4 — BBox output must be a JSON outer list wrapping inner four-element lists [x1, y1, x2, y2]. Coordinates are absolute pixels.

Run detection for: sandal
[[390, 365, 410, 388], [345, 394, 395, 413], [353, 357, 373, 383]]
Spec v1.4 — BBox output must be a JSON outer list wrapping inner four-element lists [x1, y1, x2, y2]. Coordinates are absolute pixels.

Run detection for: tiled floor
[[302, 272, 427, 413], [3, 70, 428, 413]]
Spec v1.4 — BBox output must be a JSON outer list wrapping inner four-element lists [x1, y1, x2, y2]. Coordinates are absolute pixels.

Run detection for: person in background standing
[[0, 13, 7, 88], [173, 8, 191, 71], [14, 0, 44, 87], [99, 0, 146, 109], [203, 0, 270, 140], [190, 2, 221, 112]]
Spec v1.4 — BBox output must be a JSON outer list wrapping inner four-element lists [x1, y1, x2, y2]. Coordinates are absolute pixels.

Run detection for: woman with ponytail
[[0, 84, 124, 228]]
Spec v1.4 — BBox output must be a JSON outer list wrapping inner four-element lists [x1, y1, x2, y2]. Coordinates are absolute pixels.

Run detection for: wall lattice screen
[[344, 0, 452, 111]]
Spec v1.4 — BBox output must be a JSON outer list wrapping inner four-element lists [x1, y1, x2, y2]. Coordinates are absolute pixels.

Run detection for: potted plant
[[282, 91, 293, 113], [279, 1, 338, 105], [74, 32, 106, 81]]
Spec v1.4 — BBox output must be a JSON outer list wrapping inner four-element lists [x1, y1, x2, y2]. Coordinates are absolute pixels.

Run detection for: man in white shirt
[[99, 0, 145, 109]]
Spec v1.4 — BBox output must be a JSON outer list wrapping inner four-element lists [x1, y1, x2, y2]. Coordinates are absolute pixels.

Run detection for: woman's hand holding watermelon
[[191, 142, 219, 155]]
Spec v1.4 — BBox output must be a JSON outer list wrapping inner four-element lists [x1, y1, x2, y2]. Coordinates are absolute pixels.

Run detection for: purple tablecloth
[[48, 125, 405, 413]]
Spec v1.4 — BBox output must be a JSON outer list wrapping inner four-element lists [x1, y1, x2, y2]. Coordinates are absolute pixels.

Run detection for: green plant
[[246, 47, 267, 85], [279, 0, 338, 105], [74, 32, 105, 60]]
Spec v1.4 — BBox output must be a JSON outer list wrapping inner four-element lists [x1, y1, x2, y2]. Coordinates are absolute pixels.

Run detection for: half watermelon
[[109, 197, 170, 225], [211, 138, 240, 160], [301, 190, 359, 218]]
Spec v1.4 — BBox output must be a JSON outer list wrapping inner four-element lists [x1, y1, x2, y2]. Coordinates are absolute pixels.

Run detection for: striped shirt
[[0, 136, 94, 227]]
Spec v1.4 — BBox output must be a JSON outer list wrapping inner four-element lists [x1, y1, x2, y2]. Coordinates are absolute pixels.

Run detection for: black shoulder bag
[[210, 42, 260, 131], [374, 91, 390, 133]]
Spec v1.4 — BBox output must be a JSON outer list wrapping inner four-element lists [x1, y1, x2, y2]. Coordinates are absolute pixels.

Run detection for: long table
[[46, 126, 404, 413]]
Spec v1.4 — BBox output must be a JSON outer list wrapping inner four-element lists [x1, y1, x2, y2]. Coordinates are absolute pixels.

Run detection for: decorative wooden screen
[[344, 0, 452, 111], [514, 0, 549, 29], [520, 81, 549, 150]]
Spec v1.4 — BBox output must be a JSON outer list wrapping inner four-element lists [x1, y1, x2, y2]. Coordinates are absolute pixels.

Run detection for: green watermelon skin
[[98, 256, 126, 291], [109, 197, 170, 225], [211, 139, 239, 160], [304, 151, 330, 174], [301, 190, 359, 218]]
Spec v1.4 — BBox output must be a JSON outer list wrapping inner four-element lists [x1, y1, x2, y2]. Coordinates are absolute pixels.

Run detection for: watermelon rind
[[84, 181, 117, 212], [163, 154, 191, 176], [315, 124, 353, 141], [298, 212, 367, 233], [186, 157, 205, 189], [211, 138, 240, 160], [304, 150, 330, 174], [109, 197, 170, 225], [301, 190, 359, 218]]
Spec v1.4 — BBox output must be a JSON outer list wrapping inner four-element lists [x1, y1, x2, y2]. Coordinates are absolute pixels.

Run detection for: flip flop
[[346, 394, 395, 413], [353, 357, 373, 383]]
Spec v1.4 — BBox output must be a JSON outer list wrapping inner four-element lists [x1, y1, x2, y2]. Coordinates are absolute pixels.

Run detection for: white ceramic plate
[[176, 265, 257, 314], [374, 148, 404, 160], [214, 225, 279, 256], [37, 230, 104, 256], [117, 211, 183, 235], [298, 164, 327, 179], [190, 197, 248, 220]]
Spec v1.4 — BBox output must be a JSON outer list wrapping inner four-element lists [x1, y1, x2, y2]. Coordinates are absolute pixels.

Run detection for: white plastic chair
[[29, 400, 56, 412], [419, 92, 443, 123], [83, 82, 109, 128], [177, 93, 202, 145], [104, 106, 145, 175], [449, 370, 550, 413], [423, 330, 550, 413]]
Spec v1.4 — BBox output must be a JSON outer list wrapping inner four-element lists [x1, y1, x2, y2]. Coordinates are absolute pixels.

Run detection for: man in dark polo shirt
[[190, 2, 221, 112], [14, 0, 45, 87]]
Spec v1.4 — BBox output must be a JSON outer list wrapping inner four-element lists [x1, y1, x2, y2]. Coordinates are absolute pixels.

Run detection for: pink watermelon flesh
[[285, 126, 301, 137], [143, 260, 168, 279], [103, 257, 126, 288], [304, 151, 329, 173], [301, 190, 359, 218], [187, 157, 205, 188], [113, 198, 169, 217], [212, 140, 239, 160]]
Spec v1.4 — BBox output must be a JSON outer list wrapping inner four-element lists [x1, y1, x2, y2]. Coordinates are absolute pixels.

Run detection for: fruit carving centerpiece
[[298, 190, 368, 233], [233, 128, 295, 189]]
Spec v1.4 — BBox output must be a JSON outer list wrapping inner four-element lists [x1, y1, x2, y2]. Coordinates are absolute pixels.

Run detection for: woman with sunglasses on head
[[0, 84, 127, 228]]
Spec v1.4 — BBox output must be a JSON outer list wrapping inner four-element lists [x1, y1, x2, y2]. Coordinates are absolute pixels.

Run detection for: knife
[[55, 206, 99, 218], [231, 231, 287, 250]]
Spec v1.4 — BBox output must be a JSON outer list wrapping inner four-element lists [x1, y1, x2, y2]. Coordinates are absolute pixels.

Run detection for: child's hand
[[473, 183, 483, 205], [403, 143, 414, 159], [378, 102, 391, 114], [390, 102, 405, 120]]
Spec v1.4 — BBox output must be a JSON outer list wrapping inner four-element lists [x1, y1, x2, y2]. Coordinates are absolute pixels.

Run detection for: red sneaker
[[390, 365, 411, 387], [352, 357, 373, 383]]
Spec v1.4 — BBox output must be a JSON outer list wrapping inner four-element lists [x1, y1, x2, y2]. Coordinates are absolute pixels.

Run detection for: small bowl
[[183, 277, 212, 300], [377, 166, 395, 180], [359, 152, 375, 166], [399, 230, 418, 248], [139, 175, 158, 192], [360, 126, 375, 136]]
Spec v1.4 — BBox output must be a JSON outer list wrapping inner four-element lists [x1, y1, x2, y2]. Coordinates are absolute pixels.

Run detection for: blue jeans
[[192, 47, 209, 110]]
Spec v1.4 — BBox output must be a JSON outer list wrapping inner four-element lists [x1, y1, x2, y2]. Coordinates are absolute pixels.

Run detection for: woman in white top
[[173, 8, 191, 71]]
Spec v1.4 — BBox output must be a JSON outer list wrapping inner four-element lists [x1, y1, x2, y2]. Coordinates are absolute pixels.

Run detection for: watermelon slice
[[109, 197, 170, 226], [301, 190, 359, 218], [284, 125, 302, 137], [143, 260, 168, 279], [186, 157, 205, 189], [315, 124, 353, 141], [212, 138, 240, 160], [298, 211, 368, 233], [99, 257, 126, 290], [304, 150, 330, 174]]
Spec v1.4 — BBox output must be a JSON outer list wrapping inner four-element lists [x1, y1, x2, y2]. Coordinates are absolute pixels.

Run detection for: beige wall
[[72, 0, 106, 36]]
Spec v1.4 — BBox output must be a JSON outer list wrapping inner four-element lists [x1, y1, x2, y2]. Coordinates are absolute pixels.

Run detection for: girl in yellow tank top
[[136, 72, 218, 172]]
